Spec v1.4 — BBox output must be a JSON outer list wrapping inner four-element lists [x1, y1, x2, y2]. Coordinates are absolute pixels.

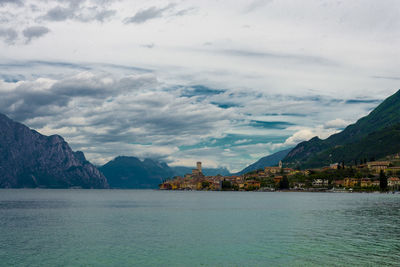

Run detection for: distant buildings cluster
[[160, 153, 400, 192]]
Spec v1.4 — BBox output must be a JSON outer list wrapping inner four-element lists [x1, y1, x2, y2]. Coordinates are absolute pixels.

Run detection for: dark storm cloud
[[80, 96, 232, 144], [0, 72, 159, 122], [0, 27, 18, 44], [50, 72, 157, 98], [23, 26, 50, 43], [0, 83, 70, 121]]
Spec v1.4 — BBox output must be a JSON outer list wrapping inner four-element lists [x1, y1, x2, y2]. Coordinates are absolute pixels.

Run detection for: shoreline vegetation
[[159, 155, 400, 193]]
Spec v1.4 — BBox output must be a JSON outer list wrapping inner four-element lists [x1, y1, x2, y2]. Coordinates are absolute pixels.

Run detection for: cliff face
[[0, 113, 108, 188]]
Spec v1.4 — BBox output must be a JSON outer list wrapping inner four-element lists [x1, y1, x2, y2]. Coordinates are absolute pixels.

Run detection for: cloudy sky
[[0, 0, 399, 171]]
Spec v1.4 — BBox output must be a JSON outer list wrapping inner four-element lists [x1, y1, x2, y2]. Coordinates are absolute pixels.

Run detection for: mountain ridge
[[283, 89, 400, 168], [0, 113, 108, 188]]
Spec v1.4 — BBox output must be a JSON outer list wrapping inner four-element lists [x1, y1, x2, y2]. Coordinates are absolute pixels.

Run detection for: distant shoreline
[[1, 188, 399, 194]]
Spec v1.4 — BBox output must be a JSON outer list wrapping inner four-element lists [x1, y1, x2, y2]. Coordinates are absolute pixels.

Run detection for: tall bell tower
[[197, 162, 202, 173]]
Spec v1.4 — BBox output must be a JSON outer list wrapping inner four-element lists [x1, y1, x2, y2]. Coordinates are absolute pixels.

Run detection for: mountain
[[236, 148, 292, 175], [171, 166, 231, 177], [302, 123, 400, 166], [0, 113, 108, 188], [99, 156, 175, 189], [99, 156, 232, 189], [283, 89, 400, 168]]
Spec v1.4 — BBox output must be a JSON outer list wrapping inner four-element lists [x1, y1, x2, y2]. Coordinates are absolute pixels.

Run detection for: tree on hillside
[[202, 181, 211, 189], [279, 175, 289, 190], [379, 170, 388, 191], [221, 180, 232, 191]]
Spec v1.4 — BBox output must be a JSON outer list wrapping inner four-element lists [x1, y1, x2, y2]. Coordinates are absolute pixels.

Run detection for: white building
[[312, 179, 329, 187]]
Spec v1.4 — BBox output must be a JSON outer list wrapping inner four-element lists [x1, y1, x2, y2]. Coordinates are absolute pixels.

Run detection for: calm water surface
[[1, 190, 400, 266]]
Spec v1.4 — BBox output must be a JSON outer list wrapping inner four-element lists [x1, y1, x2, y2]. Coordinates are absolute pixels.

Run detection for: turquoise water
[[1, 190, 400, 266]]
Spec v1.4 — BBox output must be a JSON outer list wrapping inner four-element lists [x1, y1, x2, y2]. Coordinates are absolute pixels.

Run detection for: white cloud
[[324, 118, 350, 129], [283, 126, 339, 147], [234, 139, 251, 145]]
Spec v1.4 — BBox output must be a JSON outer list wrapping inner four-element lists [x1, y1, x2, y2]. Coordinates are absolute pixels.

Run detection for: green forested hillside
[[284, 89, 400, 168], [294, 123, 400, 168]]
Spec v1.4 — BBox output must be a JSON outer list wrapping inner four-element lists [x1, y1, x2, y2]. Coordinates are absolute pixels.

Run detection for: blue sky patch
[[250, 120, 295, 129], [180, 85, 225, 98]]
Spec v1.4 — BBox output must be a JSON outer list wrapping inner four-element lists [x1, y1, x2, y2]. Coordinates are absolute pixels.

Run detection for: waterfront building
[[360, 178, 372, 187], [388, 177, 400, 188], [265, 166, 282, 175], [245, 180, 261, 190], [312, 179, 328, 187], [332, 180, 344, 187], [293, 182, 305, 189], [371, 180, 380, 187], [344, 178, 360, 188]]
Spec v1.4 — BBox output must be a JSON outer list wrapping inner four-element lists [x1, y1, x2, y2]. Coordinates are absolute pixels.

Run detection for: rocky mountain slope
[[0, 113, 108, 188]]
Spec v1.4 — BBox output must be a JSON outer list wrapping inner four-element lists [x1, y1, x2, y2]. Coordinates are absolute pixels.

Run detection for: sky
[[0, 0, 399, 172]]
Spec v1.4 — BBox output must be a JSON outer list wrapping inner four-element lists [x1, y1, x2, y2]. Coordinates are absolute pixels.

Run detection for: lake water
[[1, 190, 400, 266]]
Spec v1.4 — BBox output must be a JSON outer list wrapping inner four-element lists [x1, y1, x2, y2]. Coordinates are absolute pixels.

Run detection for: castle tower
[[279, 160, 283, 169], [197, 162, 202, 173]]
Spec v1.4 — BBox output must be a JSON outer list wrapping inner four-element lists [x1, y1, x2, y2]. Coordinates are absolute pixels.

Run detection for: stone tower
[[279, 160, 283, 169], [197, 161, 202, 173]]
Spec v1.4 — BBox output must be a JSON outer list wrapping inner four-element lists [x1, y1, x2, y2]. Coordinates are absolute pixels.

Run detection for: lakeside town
[[159, 154, 400, 192]]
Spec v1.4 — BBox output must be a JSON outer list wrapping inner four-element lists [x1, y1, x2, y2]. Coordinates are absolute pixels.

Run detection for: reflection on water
[[1, 190, 400, 266]]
